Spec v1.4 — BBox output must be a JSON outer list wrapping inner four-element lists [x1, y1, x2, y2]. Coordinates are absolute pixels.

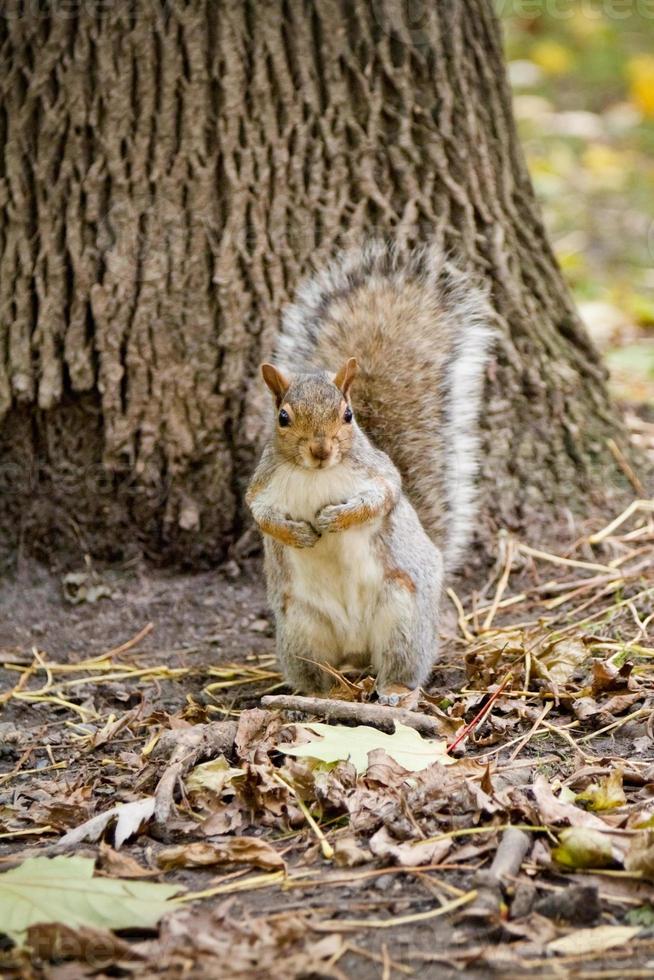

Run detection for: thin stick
[[345, 944, 413, 976], [261, 694, 445, 737], [482, 539, 515, 631], [589, 500, 654, 545], [507, 703, 552, 763], [446, 588, 476, 641], [99, 622, 154, 660], [272, 772, 334, 860], [447, 672, 513, 753], [179, 871, 285, 902], [517, 542, 615, 574], [578, 706, 651, 743], [607, 438, 646, 496], [312, 889, 477, 931]]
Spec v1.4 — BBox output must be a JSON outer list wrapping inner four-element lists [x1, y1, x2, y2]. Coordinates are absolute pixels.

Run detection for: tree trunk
[[0, 0, 635, 568]]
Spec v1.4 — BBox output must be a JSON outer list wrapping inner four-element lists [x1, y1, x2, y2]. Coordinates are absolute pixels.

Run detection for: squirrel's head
[[260, 358, 358, 470]]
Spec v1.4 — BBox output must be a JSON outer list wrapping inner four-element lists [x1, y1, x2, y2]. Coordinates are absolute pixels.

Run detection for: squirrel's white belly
[[266, 462, 389, 659], [287, 522, 385, 658]]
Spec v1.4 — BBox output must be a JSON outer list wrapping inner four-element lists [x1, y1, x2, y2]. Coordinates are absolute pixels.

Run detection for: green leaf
[[279, 721, 453, 774], [0, 856, 181, 945], [626, 905, 654, 927]]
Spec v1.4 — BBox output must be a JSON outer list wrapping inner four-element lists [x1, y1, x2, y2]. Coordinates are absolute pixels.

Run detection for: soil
[[1, 555, 653, 978]]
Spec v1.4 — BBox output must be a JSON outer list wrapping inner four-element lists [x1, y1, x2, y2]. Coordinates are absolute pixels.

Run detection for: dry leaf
[[532, 775, 610, 831], [332, 837, 373, 868], [185, 757, 244, 796], [548, 924, 641, 956], [156, 837, 284, 871], [369, 825, 452, 867], [624, 831, 654, 881], [58, 797, 156, 850], [97, 842, 156, 879], [535, 638, 588, 687]]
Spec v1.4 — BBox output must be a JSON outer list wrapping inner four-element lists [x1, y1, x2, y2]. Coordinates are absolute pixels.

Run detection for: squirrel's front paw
[[315, 501, 351, 534], [286, 520, 320, 549]]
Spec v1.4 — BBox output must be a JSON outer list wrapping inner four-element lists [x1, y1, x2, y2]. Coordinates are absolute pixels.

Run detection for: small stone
[[250, 618, 270, 633], [534, 884, 600, 925], [510, 882, 536, 919], [221, 559, 241, 580]]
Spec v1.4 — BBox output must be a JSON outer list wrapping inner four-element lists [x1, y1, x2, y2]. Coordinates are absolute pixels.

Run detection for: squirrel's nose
[[309, 439, 332, 461]]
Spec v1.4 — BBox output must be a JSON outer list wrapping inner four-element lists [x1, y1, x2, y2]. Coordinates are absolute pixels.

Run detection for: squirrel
[[246, 242, 493, 698]]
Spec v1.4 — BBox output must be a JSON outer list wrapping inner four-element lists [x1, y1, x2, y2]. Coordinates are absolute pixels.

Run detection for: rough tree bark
[[0, 0, 634, 568]]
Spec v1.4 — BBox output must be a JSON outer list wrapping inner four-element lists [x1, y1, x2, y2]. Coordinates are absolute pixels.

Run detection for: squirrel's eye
[[278, 409, 291, 427], [343, 406, 353, 424]]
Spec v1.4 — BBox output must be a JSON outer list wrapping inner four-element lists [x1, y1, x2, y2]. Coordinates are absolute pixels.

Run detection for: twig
[[482, 539, 515, 631], [272, 771, 334, 860], [345, 944, 413, 976], [312, 889, 477, 931], [588, 500, 654, 545], [446, 672, 513, 753], [100, 622, 154, 660], [260, 694, 446, 736], [607, 438, 646, 496], [517, 542, 615, 574], [467, 826, 532, 922], [507, 703, 552, 763], [446, 587, 476, 641]]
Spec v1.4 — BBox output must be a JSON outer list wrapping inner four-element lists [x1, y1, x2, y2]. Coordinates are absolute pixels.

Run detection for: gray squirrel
[[246, 242, 493, 697]]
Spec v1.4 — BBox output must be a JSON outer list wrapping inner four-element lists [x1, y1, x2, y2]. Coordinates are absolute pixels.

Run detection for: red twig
[[446, 672, 513, 755]]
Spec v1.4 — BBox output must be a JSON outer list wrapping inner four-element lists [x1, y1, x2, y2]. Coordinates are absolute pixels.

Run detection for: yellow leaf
[[531, 41, 573, 77], [552, 827, 615, 870], [577, 769, 627, 811], [627, 55, 654, 117]]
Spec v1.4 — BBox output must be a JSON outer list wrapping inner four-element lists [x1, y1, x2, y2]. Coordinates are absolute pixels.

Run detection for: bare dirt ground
[[1, 500, 654, 978]]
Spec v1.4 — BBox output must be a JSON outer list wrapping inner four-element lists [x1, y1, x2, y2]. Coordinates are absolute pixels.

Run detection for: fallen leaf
[[369, 825, 452, 867], [185, 757, 245, 796], [280, 722, 453, 774], [577, 769, 626, 811], [532, 775, 610, 832], [591, 658, 634, 695], [552, 827, 617, 870], [97, 842, 156, 879], [547, 924, 640, 956], [624, 831, 654, 881], [0, 855, 180, 945], [58, 797, 156, 850], [626, 905, 654, 927], [25, 922, 137, 963], [156, 837, 284, 871], [332, 836, 372, 868], [535, 638, 587, 687]]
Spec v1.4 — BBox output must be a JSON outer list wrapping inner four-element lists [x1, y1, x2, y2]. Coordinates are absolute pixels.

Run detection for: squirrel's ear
[[333, 357, 358, 398], [261, 363, 290, 405]]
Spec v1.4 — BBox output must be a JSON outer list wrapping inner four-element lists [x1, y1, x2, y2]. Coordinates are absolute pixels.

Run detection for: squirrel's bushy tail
[[276, 242, 494, 570]]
